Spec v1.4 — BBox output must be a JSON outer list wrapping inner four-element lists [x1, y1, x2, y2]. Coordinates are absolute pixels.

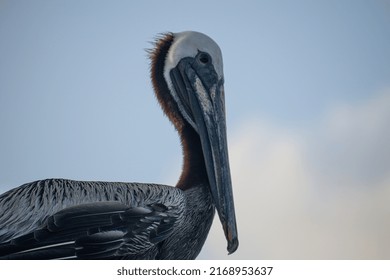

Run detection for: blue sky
[[1, 0, 390, 259]]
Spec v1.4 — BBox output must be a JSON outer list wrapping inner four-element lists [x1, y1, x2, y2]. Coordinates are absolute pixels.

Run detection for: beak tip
[[227, 237, 239, 255]]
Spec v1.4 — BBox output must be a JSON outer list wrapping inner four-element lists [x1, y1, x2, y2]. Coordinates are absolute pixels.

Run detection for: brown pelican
[[0, 31, 238, 259]]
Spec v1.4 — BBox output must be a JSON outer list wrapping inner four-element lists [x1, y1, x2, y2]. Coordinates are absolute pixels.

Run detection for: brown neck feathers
[[149, 33, 208, 190]]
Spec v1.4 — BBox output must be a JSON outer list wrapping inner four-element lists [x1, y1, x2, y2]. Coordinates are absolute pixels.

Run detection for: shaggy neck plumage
[[149, 33, 208, 191]]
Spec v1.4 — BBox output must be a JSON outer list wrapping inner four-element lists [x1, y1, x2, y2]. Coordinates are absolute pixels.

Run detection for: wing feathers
[[0, 201, 180, 259]]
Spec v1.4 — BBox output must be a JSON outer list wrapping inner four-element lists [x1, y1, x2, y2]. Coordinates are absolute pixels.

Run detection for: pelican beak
[[169, 52, 238, 254]]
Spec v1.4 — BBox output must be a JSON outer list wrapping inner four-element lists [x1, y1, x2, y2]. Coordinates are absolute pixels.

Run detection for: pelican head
[[150, 31, 238, 254]]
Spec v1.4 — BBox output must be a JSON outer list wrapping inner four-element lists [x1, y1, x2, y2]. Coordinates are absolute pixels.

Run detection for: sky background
[[1, 0, 390, 259]]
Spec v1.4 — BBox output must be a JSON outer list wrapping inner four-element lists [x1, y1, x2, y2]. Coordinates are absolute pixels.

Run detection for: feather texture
[[0, 179, 214, 259]]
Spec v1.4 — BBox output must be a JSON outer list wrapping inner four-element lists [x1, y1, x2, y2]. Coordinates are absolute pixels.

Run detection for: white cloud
[[309, 90, 390, 188], [199, 90, 390, 259]]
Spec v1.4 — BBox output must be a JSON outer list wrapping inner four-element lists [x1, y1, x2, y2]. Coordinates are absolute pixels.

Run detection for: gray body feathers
[[0, 179, 214, 259]]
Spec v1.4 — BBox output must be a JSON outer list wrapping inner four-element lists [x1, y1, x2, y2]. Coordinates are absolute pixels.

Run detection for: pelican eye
[[198, 52, 210, 64]]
